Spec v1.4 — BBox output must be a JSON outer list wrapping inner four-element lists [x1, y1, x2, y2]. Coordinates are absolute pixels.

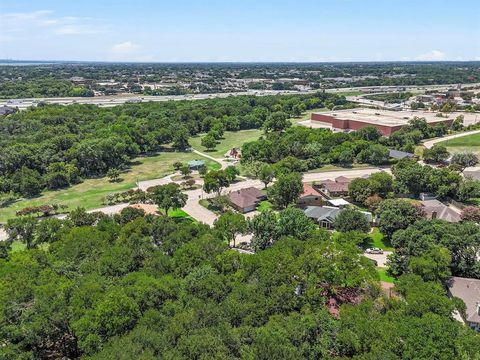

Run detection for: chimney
[[431, 211, 437, 219]]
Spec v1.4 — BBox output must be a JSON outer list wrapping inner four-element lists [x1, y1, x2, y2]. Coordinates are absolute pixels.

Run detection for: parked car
[[365, 248, 384, 254]]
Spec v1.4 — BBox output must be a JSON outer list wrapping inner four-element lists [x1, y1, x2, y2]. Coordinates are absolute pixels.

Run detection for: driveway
[[364, 251, 392, 267], [423, 129, 480, 149]]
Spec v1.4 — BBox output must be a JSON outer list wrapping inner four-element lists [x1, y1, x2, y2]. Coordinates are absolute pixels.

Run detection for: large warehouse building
[[310, 109, 459, 136]]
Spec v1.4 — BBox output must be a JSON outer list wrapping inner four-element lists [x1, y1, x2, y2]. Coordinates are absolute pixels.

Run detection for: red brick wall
[[310, 113, 452, 136]]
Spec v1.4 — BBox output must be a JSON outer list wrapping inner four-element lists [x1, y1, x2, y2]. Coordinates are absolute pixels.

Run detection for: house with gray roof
[[304, 206, 374, 229], [304, 206, 342, 229], [389, 149, 414, 160], [421, 199, 461, 223], [447, 277, 480, 331]]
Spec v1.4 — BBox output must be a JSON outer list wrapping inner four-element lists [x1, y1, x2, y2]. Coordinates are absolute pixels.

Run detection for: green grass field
[[0, 151, 219, 223], [364, 228, 394, 251], [189, 107, 331, 155], [438, 133, 480, 155], [440, 133, 480, 147], [378, 267, 395, 283], [189, 129, 263, 156]]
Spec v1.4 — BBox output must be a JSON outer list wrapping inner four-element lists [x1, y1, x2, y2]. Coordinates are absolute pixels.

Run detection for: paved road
[[191, 149, 232, 170], [137, 173, 176, 191], [423, 129, 480, 149]]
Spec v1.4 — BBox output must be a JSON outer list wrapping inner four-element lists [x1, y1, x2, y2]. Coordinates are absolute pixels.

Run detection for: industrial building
[[310, 109, 457, 136]]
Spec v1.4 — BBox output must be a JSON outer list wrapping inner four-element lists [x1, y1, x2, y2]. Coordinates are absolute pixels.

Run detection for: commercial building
[[310, 109, 456, 136]]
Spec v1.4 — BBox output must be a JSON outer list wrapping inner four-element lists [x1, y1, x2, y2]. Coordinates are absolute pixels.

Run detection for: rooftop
[[301, 183, 322, 198], [304, 206, 342, 222], [228, 187, 265, 209], [389, 149, 414, 159], [328, 199, 351, 207], [313, 108, 480, 127], [447, 277, 480, 324], [421, 199, 461, 223]]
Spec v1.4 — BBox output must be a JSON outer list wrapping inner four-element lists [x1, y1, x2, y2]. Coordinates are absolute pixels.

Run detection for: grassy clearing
[[168, 209, 196, 222], [378, 267, 395, 283], [0, 152, 219, 223], [439, 133, 480, 156], [189, 106, 334, 156], [440, 133, 480, 147], [364, 228, 394, 251], [189, 129, 263, 157]]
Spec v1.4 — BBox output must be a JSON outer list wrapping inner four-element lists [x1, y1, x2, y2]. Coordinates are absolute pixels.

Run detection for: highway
[[2, 83, 477, 110]]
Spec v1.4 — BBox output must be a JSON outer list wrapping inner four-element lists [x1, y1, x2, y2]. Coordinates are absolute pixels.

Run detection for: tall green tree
[[268, 172, 303, 208], [148, 183, 187, 216]]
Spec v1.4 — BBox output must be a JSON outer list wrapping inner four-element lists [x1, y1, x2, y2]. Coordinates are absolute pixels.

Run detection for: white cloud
[[416, 50, 446, 61], [0, 10, 108, 37], [111, 41, 141, 54]]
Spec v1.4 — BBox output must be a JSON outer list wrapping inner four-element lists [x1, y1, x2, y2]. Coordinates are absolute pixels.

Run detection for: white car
[[365, 248, 384, 254]]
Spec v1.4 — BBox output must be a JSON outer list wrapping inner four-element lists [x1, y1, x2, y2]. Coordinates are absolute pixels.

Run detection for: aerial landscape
[[1, 0, 480, 359]]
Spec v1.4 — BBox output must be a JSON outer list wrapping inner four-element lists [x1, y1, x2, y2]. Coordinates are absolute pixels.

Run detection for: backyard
[[0, 151, 219, 223], [364, 228, 394, 251]]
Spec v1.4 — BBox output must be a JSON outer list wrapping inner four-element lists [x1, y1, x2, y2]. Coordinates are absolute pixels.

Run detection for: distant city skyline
[[1, 0, 479, 62]]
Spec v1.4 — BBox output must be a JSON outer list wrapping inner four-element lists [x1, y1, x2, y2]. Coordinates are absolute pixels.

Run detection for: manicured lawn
[[0, 151, 219, 223], [440, 133, 480, 147], [168, 209, 195, 221], [189, 129, 263, 157], [439, 133, 480, 156], [365, 228, 394, 251], [378, 267, 395, 283]]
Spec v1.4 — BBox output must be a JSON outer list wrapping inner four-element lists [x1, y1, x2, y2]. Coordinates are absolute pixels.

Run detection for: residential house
[[319, 176, 352, 198], [228, 187, 266, 213], [304, 206, 342, 229], [447, 277, 480, 331], [297, 183, 325, 208], [389, 149, 415, 160], [304, 205, 374, 229], [421, 199, 461, 223]]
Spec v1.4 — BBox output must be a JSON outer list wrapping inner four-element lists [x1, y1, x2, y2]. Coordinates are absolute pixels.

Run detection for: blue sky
[[1, 0, 479, 62]]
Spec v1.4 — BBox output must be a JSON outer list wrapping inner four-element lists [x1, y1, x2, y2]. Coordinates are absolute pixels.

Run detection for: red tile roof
[[301, 183, 321, 197]]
